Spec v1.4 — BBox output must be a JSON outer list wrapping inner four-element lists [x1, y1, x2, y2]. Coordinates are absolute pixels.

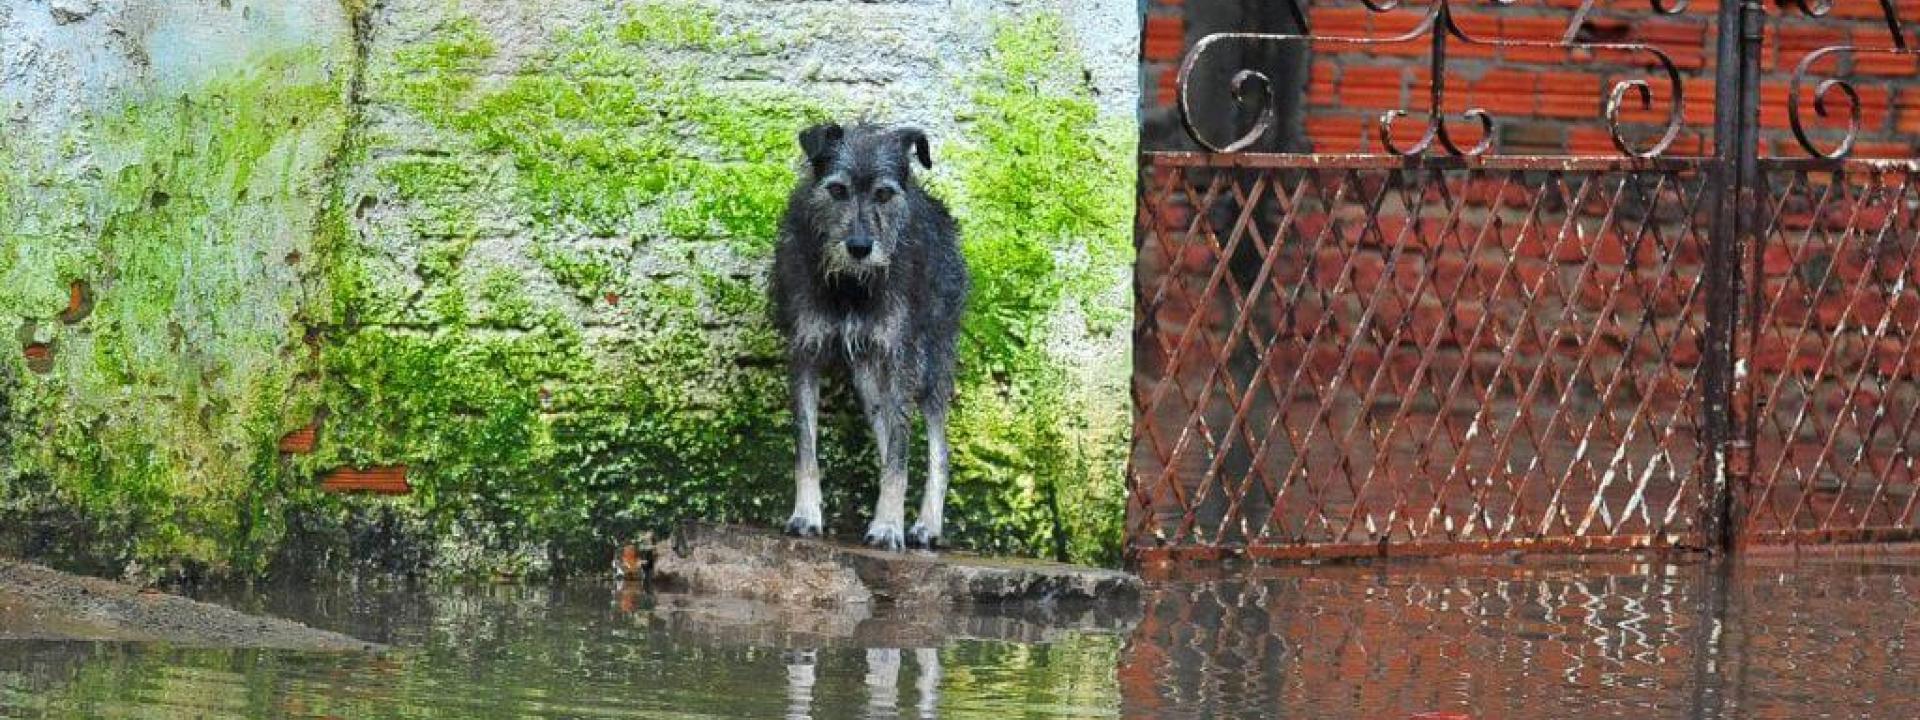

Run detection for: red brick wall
[[1141, 0, 1920, 156]]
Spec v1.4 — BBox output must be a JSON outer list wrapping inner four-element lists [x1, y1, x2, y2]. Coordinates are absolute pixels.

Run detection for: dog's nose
[[846, 237, 872, 259]]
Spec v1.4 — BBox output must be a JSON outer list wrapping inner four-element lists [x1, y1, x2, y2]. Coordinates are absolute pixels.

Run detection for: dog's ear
[[798, 123, 844, 175], [895, 127, 932, 171]]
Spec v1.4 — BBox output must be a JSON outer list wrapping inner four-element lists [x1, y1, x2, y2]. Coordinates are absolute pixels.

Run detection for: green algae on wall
[[3, 0, 1134, 577], [310, 3, 865, 576], [318, 2, 1134, 570], [0, 48, 354, 576], [941, 14, 1135, 564]]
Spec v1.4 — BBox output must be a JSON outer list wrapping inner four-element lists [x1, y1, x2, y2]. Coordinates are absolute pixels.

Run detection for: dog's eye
[[873, 187, 895, 203], [824, 182, 849, 201]]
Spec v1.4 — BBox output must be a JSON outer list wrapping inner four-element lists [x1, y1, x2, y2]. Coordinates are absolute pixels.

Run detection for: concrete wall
[[0, 0, 1138, 578]]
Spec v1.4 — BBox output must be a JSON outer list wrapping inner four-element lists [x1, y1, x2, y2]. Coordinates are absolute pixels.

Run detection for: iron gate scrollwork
[[1130, 0, 1920, 561]]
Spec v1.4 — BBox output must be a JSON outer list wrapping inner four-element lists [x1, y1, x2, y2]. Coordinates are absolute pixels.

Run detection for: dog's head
[[794, 122, 933, 277]]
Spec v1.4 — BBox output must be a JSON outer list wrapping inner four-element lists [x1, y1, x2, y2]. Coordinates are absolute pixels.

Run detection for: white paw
[[863, 520, 904, 551], [906, 522, 940, 550], [785, 515, 822, 538]]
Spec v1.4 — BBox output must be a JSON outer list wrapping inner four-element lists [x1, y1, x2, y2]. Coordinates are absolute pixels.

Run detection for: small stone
[[49, 0, 96, 24]]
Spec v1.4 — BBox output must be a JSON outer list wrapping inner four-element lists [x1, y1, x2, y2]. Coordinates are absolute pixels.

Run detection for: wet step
[[648, 522, 1143, 608]]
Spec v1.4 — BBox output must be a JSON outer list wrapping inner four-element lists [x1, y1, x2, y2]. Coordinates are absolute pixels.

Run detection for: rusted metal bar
[[1699, 0, 1763, 553], [1172, 0, 1685, 157], [1130, 532, 1698, 565], [1142, 152, 1715, 171]]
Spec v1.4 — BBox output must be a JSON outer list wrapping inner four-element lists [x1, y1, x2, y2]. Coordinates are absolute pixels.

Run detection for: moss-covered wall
[[1, 1, 357, 578], [0, 0, 1137, 580]]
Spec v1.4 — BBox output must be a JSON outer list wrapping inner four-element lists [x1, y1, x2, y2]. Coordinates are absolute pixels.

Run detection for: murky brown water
[[2, 556, 1917, 718]]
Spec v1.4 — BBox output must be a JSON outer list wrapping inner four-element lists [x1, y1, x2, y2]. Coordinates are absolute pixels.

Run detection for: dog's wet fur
[[770, 122, 969, 551]]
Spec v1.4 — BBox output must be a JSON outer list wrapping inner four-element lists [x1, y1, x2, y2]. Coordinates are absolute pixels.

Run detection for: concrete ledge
[[651, 522, 1143, 608]]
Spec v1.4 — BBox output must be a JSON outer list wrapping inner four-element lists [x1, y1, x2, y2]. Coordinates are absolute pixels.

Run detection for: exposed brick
[[1813, 286, 1892, 330], [1775, 24, 1851, 71], [1278, 296, 1328, 338], [1855, 84, 1894, 130], [58, 279, 93, 325], [1371, 11, 1429, 37], [1468, 70, 1538, 116], [321, 465, 412, 495], [1307, 342, 1382, 380], [1504, 15, 1571, 43], [22, 342, 54, 374], [1567, 127, 1619, 155], [1306, 115, 1371, 153], [1309, 61, 1340, 107], [1870, 337, 1920, 379], [1536, 71, 1603, 119], [1856, 49, 1919, 76], [1178, 242, 1215, 273], [1147, 196, 1193, 233], [1346, 249, 1389, 292], [1449, 10, 1502, 52], [1512, 224, 1593, 263], [1760, 81, 1792, 130], [1629, 19, 1709, 70], [1761, 242, 1799, 277], [1371, 295, 1449, 341], [1339, 65, 1406, 110], [1504, 43, 1576, 66], [1682, 80, 1718, 128], [1499, 121, 1564, 155], [1752, 334, 1824, 375], [1666, 331, 1703, 367], [1897, 90, 1920, 134], [1589, 229, 1662, 266], [1143, 15, 1185, 63], [1310, 7, 1372, 36], [278, 424, 318, 454]]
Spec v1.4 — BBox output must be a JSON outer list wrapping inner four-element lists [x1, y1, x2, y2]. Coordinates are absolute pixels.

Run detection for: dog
[[769, 122, 970, 551]]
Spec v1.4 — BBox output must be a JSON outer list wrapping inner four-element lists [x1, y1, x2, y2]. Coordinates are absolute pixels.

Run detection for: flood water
[[2, 555, 1917, 718]]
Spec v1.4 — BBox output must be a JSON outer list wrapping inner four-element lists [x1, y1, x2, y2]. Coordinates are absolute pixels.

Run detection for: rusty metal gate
[[1130, 0, 1920, 561]]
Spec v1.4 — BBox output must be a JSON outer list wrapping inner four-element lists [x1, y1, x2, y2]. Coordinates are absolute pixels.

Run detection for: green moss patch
[[940, 15, 1134, 564], [0, 48, 353, 576]]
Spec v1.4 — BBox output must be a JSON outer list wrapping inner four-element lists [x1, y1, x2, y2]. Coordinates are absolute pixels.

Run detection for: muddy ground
[[0, 561, 382, 652]]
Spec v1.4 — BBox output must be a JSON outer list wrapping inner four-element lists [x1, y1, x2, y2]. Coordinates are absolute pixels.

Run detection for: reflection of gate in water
[[1129, 0, 1920, 561], [1116, 559, 1920, 718]]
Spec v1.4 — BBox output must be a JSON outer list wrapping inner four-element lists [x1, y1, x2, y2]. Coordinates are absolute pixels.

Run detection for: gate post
[[1702, 0, 1766, 552]]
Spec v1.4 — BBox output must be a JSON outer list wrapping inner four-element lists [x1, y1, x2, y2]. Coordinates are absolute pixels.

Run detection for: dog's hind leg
[[907, 402, 948, 549], [785, 362, 824, 537], [853, 361, 909, 551]]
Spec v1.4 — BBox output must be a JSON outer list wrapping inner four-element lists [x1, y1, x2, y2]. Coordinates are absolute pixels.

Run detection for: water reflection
[[915, 648, 941, 719], [5, 556, 1920, 718], [784, 648, 816, 719], [1121, 556, 1920, 719]]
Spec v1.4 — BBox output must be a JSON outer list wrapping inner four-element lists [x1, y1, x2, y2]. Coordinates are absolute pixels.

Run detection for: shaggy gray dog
[[769, 122, 970, 551]]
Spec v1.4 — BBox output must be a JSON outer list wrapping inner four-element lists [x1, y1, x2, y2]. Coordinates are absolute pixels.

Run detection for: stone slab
[[650, 522, 1143, 608]]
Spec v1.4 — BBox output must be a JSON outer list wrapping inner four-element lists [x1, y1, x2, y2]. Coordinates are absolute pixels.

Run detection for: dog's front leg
[[907, 404, 948, 549], [853, 361, 909, 550], [785, 361, 824, 537]]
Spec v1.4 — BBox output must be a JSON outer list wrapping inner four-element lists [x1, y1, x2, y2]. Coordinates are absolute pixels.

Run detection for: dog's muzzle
[[846, 236, 873, 259]]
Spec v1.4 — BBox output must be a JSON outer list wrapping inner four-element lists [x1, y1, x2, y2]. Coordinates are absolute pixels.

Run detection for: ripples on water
[[2, 556, 1917, 718]]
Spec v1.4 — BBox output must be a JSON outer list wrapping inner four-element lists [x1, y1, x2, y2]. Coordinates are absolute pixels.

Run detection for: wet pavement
[[2, 555, 1917, 718]]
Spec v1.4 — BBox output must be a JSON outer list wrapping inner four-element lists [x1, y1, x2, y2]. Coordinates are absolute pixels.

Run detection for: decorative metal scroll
[[1787, 0, 1918, 158], [1175, 0, 1688, 157]]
